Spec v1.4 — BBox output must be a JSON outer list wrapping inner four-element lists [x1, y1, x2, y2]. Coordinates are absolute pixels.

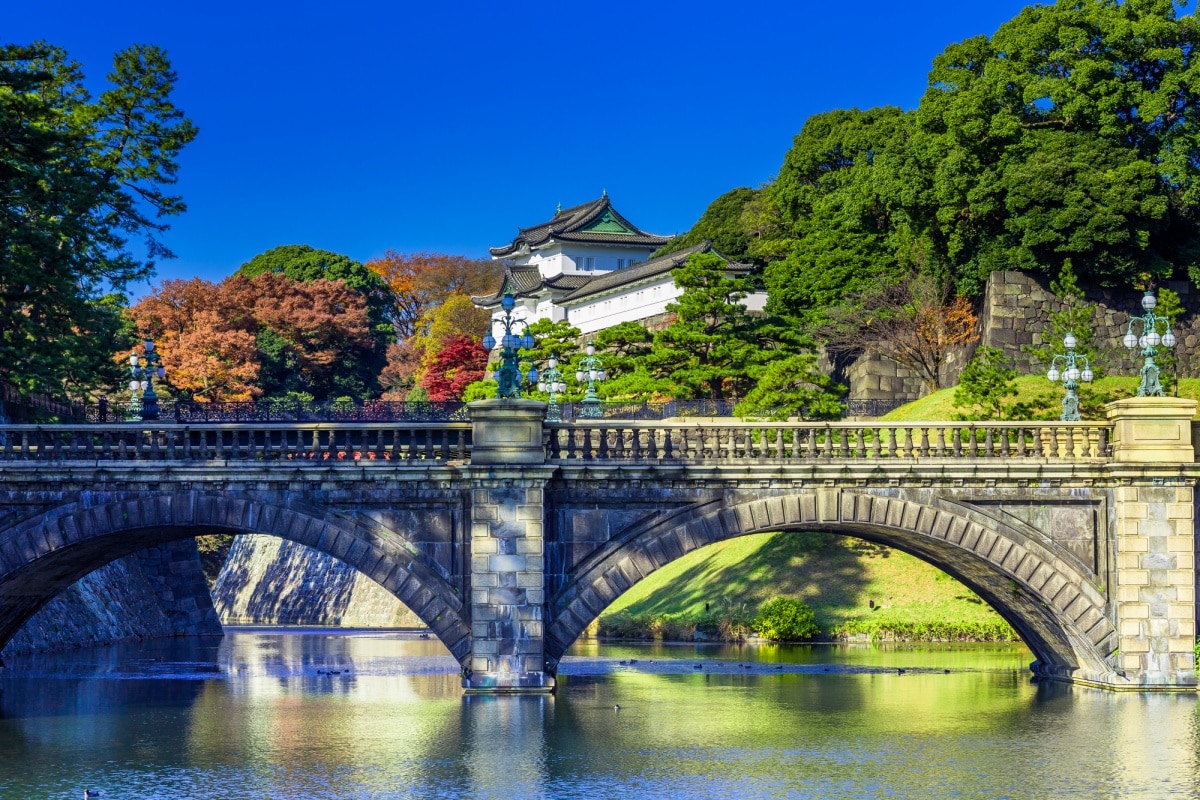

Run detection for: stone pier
[[463, 400, 555, 692]]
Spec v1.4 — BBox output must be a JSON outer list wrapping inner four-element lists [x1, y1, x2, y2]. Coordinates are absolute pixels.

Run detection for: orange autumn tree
[[128, 278, 261, 401], [365, 251, 499, 339], [129, 273, 375, 402], [224, 273, 374, 399]]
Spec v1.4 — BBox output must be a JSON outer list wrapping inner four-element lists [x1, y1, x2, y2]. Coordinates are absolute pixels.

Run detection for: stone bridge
[[0, 398, 1196, 692]]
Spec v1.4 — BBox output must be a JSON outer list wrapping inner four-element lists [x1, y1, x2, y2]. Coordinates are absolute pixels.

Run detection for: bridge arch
[[0, 491, 470, 665], [546, 489, 1119, 685]]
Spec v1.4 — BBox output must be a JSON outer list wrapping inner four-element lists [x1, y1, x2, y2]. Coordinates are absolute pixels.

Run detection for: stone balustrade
[[0, 423, 472, 462], [546, 420, 1112, 462]]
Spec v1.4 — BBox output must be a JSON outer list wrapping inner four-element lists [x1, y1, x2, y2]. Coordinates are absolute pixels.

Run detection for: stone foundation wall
[[978, 270, 1199, 375], [844, 270, 1200, 407], [1, 540, 221, 658], [213, 534, 423, 626]]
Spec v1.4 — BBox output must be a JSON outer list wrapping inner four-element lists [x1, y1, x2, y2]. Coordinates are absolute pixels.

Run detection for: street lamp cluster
[[481, 293, 537, 400], [481, 292, 608, 416], [1047, 288, 1178, 421], [1046, 333, 1094, 422], [129, 339, 166, 421], [1122, 290, 1177, 397], [536, 356, 567, 422], [575, 342, 607, 419]]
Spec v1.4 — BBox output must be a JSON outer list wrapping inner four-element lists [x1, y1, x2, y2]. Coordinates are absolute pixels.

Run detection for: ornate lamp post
[[1122, 290, 1177, 397], [128, 339, 166, 421], [1046, 333, 1094, 421], [482, 292, 537, 399], [574, 341, 607, 419], [536, 356, 567, 422]]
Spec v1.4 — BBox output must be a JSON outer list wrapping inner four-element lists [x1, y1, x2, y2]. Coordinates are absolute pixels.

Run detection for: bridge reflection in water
[[0, 396, 1195, 692], [0, 632, 1197, 799]]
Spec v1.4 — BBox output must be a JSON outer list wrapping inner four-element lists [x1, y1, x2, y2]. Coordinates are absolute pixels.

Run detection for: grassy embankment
[[598, 375, 1200, 643]]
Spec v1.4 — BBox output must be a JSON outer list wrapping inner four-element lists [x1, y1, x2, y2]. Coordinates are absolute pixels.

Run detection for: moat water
[[1, 629, 1197, 799]]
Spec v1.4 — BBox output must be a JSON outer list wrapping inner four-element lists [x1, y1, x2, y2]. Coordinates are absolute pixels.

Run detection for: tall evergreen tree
[[0, 41, 197, 412]]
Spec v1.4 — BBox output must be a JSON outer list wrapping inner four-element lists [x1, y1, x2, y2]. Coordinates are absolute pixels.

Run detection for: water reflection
[[0, 631, 1195, 799]]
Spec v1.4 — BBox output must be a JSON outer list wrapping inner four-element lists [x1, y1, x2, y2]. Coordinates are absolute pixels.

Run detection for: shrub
[[752, 597, 819, 641]]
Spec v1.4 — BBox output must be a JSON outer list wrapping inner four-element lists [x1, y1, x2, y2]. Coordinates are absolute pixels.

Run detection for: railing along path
[[546, 420, 1112, 462], [0, 423, 472, 463]]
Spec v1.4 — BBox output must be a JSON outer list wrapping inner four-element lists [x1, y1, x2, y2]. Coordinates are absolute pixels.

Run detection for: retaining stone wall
[[213, 534, 422, 626], [846, 270, 1200, 406], [2, 540, 221, 657]]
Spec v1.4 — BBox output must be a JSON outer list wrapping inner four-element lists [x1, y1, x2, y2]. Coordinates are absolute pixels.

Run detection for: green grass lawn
[[601, 531, 1015, 642], [885, 375, 1200, 422]]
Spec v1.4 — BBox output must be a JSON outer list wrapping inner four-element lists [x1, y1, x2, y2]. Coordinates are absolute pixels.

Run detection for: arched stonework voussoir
[[0, 491, 471, 664], [545, 488, 1120, 685]]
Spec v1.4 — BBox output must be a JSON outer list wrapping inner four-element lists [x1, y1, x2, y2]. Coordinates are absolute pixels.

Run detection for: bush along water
[[831, 617, 1017, 643], [752, 597, 819, 641], [596, 597, 1019, 644], [596, 605, 753, 642]]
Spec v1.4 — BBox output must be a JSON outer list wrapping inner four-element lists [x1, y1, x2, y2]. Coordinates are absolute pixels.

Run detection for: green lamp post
[[482, 292, 538, 399], [575, 341, 607, 419], [1122, 290, 1177, 397], [1046, 333, 1094, 421], [536, 356, 567, 422]]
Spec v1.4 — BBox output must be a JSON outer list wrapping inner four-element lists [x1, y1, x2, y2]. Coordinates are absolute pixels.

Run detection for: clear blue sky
[[11, 1, 1184, 294]]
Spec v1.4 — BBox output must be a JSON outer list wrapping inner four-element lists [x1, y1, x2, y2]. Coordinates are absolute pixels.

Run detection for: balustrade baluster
[[662, 427, 674, 460]]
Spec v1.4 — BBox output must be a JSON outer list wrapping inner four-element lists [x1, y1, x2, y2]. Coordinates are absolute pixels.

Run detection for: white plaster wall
[[566, 277, 680, 335]]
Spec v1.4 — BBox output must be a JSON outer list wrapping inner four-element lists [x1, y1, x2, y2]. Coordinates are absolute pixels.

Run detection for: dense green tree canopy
[[652, 187, 761, 264], [758, 105, 921, 321], [0, 41, 196, 410], [660, 0, 1200, 329], [911, 0, 1200, 292]]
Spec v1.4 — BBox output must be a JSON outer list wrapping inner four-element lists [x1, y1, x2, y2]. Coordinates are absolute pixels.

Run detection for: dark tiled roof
[[470, 267, 593, 307], [555, 240, 750, 304], [489, 195, 670, 256]]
